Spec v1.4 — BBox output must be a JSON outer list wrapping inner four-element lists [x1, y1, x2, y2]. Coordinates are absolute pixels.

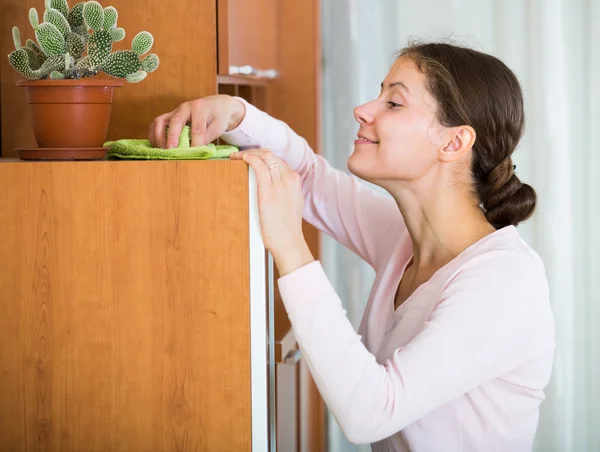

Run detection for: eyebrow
[[381, 81, 411, 95]]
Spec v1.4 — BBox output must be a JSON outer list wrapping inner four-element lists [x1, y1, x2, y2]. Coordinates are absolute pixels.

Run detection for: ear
[[438, 125, 476, 163]]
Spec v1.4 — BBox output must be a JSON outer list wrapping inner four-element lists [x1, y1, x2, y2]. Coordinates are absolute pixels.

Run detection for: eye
[[387, 101, 402, 108]]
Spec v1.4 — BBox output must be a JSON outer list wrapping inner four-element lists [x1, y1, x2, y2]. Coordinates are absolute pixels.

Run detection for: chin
[[347, 151, 375, 183]]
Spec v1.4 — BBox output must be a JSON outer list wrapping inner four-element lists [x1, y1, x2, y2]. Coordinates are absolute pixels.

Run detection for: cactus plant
[[8, 0, 159, 83]]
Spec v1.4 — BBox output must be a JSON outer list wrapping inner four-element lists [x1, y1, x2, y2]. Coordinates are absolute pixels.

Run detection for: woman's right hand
[[149, 95, 246, 149]]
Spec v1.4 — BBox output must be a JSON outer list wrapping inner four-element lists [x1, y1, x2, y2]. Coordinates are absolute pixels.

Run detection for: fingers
[[243, 154, 273, 188], [190, 101, 210, 146], [150, 113, 169, 148], [232, 150, 288, 177], [153, 96, 241, 149], [149, 121, 156, 147], [202, 121, 223, 146], [230, 149, 284, 165], [165, 104, 191, 149], [262, 157, 282, 183], [231, 149, 290, 183]]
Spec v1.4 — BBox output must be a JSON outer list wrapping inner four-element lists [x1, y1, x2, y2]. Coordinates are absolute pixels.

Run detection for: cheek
[[374, 113, 401, 141], [378, 114, 437, 161], [376, 110, 428, 147]]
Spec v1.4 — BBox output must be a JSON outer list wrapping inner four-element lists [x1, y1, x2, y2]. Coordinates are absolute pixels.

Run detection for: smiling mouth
[[355, 137, 379, 144]]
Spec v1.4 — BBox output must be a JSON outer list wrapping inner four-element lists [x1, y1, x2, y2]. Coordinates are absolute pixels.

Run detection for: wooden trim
[[217, 0, 229, 75], [270, 0, 326, 450]]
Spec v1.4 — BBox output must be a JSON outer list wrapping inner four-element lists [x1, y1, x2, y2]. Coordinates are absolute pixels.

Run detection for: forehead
[[384, 57, 432, 104]]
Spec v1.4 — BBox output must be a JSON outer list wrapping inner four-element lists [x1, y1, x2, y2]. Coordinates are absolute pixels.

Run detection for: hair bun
[[484, 181, 536, 229]]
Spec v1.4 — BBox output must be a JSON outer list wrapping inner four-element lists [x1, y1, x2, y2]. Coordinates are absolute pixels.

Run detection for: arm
[[221, 98, 406, 270], [276, 252, 554, 444]]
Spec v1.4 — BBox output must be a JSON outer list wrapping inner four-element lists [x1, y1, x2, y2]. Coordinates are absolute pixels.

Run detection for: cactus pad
[[26, 39, 42, 52], [49, 0, 69, 20], [23, 47, 41, 70], [71, 24, 89, 44], [126, 70, 147, 83], [8, 48, 40, 80], [25, 39, 46, 69], [88, 29, 113, 66], [12, 26, 22, 50], [131, 31, 153, 56], [38, 54, 67, 76], [109, 27, 125, 42], [75, 55, 91, 69], [103, 6, 118, 29], [140, 53, 159, 73], [100, 50, 141, 77], [29, 8, 40, 28], [68, 3, 85, 28], [83, 1, 104, 31], [65, 32, 85, 58], [35, 22, 66, 56], [44, 8, 72, 37]]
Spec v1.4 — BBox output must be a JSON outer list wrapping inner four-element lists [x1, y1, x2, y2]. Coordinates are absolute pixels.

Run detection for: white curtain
[[320, 1, 600, 451]]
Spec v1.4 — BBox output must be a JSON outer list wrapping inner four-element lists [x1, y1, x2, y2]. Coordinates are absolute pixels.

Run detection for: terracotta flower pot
[[16, 77, 124, 159]]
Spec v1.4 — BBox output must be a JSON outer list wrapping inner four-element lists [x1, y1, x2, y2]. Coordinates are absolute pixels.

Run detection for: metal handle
[[283, 348, 301, 365], [229, 65, 278, 79]]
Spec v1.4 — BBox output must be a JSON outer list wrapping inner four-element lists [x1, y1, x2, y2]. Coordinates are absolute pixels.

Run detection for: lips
[[356, 133, 379, 144], [355, 136, 379, 145]]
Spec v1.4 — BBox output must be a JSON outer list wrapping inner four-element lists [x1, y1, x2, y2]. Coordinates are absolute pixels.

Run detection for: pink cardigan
[[222, 99, 555, 452]]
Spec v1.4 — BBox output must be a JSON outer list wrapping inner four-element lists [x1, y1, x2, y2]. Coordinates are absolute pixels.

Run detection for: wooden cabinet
[[217, 0, 279, 77], [0, 0, 325, 450], [0, 159, 273, 451]]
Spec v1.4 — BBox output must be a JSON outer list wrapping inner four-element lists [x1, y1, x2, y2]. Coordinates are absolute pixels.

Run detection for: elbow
[[337, 399, 410, 445], [340, 425, 372, 446], [335, 365, 408, 444], [338, 416, 390, 445]]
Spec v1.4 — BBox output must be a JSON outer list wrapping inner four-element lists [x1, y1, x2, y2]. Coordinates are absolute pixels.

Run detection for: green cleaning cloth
[[104, 125, 239, 160]]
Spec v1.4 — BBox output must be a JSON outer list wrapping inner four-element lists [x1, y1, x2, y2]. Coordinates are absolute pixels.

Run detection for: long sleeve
[[220, 97, 406, 269], [277, 252, 554, 445]]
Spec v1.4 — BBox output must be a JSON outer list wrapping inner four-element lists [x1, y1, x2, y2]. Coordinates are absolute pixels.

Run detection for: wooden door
[[0, 159, 255, 451], [270, 0, 326, 450]]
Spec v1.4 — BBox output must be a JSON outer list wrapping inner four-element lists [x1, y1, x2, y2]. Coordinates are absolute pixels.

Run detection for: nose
[[353, 100, 376, 125]]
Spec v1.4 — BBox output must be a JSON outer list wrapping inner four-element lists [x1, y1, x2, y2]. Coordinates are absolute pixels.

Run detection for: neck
[[385, 174, 496, 271]]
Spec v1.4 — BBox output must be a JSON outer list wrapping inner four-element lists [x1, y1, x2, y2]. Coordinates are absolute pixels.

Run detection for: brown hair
[[398, 41, 536, 229]]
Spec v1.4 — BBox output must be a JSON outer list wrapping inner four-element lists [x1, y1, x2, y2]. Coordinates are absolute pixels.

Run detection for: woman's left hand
[[230, 149, 315, 276]]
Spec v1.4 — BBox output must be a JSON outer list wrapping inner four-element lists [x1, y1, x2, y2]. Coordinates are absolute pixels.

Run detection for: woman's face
[[349, 56, 447, 187]]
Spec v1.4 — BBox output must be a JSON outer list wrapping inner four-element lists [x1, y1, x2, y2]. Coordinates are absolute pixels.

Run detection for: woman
[[150, 42, 555, 452]]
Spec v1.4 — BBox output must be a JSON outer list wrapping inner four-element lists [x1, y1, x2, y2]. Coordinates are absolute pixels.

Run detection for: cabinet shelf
[[217, 74, 271, 87]]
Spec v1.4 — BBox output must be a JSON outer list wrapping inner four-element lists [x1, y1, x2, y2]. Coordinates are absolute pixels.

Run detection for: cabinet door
[[217, 0, 278, 76], [0, 160, 257, 451]]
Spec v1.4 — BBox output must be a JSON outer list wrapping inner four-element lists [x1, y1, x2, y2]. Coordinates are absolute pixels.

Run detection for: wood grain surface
[[0, 159, 252, 451]]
